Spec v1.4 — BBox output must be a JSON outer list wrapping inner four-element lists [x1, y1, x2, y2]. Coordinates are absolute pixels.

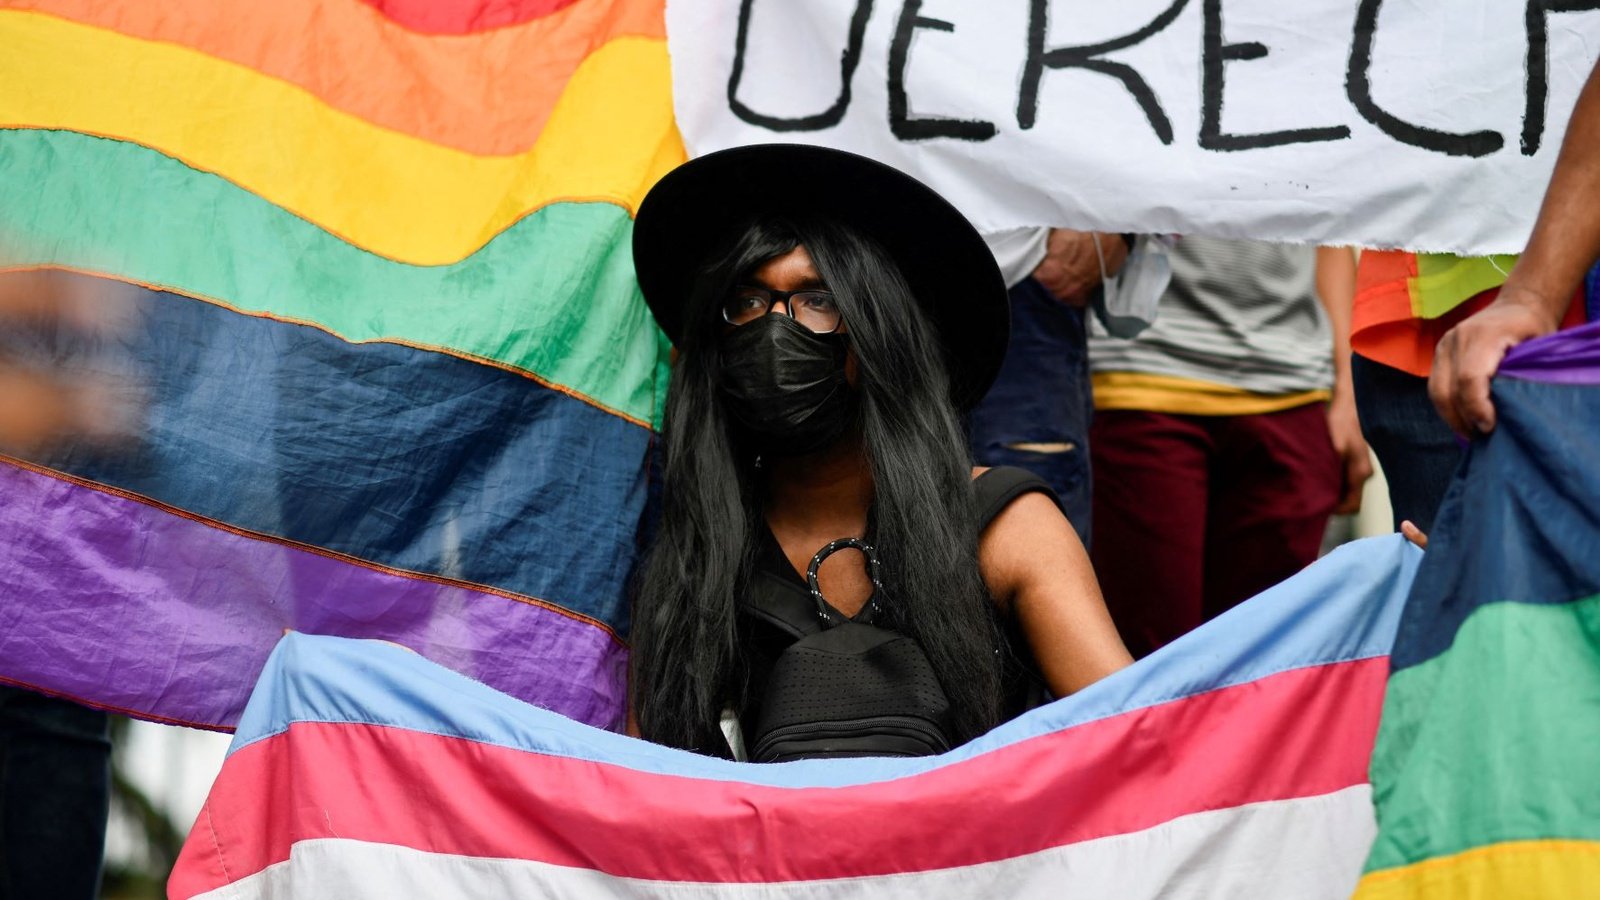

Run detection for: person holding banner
[[626, 144, 1131, 758]]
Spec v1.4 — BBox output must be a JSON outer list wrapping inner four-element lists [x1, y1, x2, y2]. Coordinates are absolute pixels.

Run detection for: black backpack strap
[[741, 568, 824, 640], [973, 466, 1064, 533]]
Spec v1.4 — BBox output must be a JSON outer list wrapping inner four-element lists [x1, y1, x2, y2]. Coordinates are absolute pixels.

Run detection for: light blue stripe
[[229, 536, 1419, 789]]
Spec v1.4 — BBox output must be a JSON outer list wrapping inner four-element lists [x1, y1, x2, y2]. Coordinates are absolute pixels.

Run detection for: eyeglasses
[[720, 287, 843, 334]]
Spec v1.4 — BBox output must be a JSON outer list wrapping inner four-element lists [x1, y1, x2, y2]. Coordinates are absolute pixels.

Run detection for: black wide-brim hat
[[633, 144, 1008, 411]]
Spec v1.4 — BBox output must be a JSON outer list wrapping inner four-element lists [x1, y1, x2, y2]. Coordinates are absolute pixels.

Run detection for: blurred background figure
[[0, 270, 137, 454], [0, 268, 144, 900], [969, 228, 1129, 545], [971, 227, 1177, 547], [1085, 239, 1368, 658]]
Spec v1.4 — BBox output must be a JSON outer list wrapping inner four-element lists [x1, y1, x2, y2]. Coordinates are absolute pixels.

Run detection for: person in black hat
[[629, 144, 1131, 758]]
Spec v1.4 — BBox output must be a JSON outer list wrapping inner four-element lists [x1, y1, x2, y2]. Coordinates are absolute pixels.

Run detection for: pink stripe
[[355, 0, 584, 34], [172, 658, 1387, 897]]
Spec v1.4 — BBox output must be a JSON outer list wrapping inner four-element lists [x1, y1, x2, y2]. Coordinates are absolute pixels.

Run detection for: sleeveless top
[[730, 466, 1059, 752]]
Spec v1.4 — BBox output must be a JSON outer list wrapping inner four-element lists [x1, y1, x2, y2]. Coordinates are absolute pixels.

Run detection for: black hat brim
[[632, 144, 1008, 411]]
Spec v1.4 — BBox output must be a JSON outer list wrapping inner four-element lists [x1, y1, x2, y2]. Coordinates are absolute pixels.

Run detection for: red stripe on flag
[[173, 658, 1386, 897], [356, 0, 586, 34]]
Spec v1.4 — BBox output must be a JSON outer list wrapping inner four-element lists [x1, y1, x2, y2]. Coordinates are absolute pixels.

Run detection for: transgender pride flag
[[169, 323, 1600, 898], [170, 537, 1420, 899]]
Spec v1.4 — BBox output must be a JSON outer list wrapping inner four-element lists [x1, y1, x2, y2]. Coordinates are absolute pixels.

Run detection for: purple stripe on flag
[[1498, 320, 1600, 384], [0, 460, 626, 731]]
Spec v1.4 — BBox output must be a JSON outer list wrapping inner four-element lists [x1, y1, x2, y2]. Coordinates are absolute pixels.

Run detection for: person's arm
[[0, 270, 129, 454], [978, 493, 1133, 697], [1315, 246, 1372, 514], [1432, 58, 1600, 435]]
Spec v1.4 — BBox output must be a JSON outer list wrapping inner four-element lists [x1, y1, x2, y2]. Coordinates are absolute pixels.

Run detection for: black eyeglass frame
[[718, 287, 844, 334]]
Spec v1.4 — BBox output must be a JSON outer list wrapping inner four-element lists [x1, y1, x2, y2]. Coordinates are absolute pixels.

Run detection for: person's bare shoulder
[[978, 490, 1076, 609]]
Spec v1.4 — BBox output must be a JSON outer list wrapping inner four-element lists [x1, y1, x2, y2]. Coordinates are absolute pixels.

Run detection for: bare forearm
[[979, 494, 1133, 697], [1501, 59, 1600, 322], [1431, 59, 1600, 435], [1315, 246, 1358, 394]]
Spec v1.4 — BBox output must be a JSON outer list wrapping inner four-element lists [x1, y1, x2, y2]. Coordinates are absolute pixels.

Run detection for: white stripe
[[191, 786, 1375, 900]]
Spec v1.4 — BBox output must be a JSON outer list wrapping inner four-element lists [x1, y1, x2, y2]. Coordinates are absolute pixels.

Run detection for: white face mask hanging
[[1090, 234, 1175, 339]]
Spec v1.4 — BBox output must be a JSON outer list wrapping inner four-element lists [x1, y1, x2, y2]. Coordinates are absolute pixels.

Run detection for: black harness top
[[731, 466, 1060, 760]]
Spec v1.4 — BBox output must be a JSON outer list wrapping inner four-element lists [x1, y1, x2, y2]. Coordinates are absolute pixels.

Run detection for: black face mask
[[718, 314, 857, 456]]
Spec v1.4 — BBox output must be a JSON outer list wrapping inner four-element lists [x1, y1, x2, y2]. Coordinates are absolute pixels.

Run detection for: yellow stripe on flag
[[1355, 840, 1600, 900], [0, 11, 684, 266]]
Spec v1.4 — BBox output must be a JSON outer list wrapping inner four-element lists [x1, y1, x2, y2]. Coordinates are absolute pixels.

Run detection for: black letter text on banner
[[728, 0, 876, 131], [1017, 0, 1190, 144], [1523, 0, 1600, 155], [1200, 0, 1350, 150], [1346, 0, 1504, 157], [889, 0, 998, 140]]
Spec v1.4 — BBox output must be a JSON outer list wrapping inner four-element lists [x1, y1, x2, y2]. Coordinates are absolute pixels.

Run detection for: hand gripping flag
[[1355, 321, 1600, 899]]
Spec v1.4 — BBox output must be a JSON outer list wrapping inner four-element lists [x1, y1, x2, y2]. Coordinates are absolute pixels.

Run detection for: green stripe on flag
[[0, 128, 670, 427], [1365, 593, 1600, 873]]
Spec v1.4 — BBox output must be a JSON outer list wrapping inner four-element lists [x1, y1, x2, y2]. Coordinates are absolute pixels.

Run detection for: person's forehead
[[745, 245, 825, 290]]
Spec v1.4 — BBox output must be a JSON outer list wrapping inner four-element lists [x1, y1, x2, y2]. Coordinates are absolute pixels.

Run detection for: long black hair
[[630, 217, 1002, 753]]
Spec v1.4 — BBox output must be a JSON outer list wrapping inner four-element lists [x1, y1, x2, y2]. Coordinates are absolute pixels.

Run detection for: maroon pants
[[1089, 403, 1340, 658]]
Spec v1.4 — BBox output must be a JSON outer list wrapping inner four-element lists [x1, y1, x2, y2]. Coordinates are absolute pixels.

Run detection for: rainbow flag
[[169, 536, 1421, 899], [1355, 321, 1600, 898], [0, 0, 682, 730]]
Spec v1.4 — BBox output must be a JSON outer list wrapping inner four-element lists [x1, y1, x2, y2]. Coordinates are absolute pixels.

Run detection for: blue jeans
[[967, 277, 1093, 546], [0, 688, 109, 900], [1351, 353, 1464, 534]]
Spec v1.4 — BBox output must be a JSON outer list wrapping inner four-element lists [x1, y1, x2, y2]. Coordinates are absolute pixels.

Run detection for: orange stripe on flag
[[14, 0, 665, 157]]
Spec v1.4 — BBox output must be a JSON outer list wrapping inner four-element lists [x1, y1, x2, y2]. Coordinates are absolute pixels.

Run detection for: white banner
[[667, 0, 1600, 254]]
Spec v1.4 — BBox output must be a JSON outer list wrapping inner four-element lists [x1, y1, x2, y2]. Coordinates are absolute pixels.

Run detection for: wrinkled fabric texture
[[171, 533, 1421, 899], [0, 460, 629, 732], [670, 1, 1600, 256], [718, 314, 856, 456], [1357, 321, 1600, 897], [0, 0, 675, 734]]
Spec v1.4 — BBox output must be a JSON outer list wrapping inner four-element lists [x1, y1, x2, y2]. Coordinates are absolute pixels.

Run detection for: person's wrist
[[1494, 283, 1567, 332]]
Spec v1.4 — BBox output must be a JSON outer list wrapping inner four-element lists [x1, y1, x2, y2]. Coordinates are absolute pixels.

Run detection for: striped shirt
[[1089, 237, 1332, 412]]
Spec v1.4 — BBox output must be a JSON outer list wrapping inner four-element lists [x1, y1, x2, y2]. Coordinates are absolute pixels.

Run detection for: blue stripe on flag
[[26, 283, 652, 630], [1391, 375, 1600, 672], [230, 536, 1418, 789]]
